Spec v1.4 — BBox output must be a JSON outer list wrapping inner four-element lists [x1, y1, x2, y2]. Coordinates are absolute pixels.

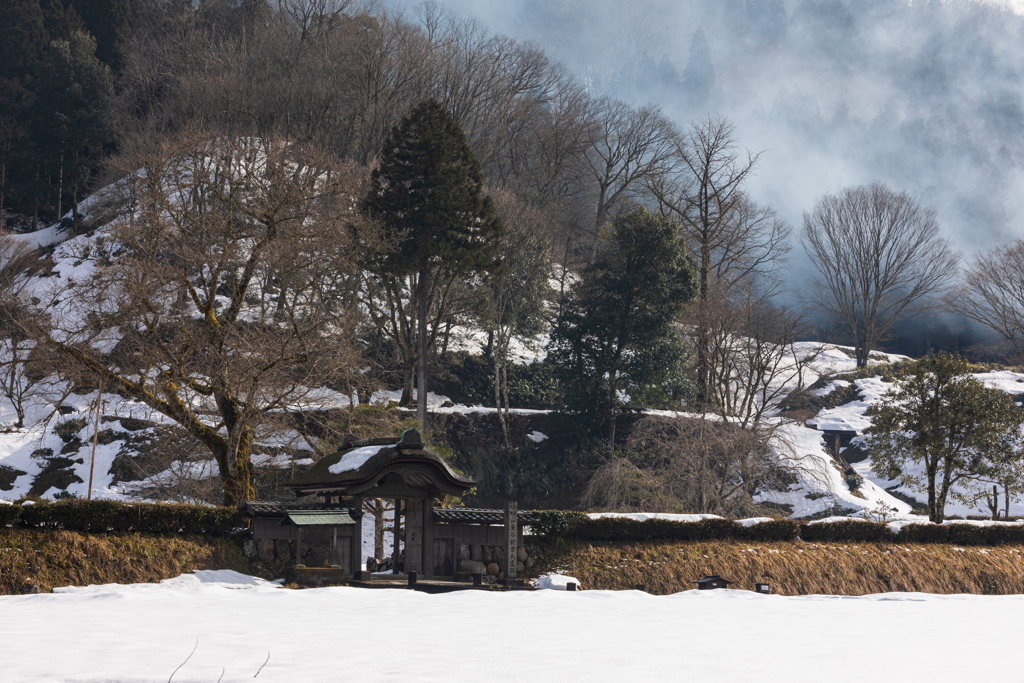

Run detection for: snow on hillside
[[0, 208, 1001, 519], [2, 570, 1023, 682]]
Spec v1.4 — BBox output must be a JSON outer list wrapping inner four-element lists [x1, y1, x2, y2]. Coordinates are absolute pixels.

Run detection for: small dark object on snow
[[635, 584, 647, 592], [694, 575, 731, 590], [408, 571, 418, 586], [755, 583, 770, 594], [566, 582, 577, 592]]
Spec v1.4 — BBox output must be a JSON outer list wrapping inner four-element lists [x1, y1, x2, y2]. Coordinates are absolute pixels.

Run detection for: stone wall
[[456, 543, 538, 583], [244, 538, 336, 578]]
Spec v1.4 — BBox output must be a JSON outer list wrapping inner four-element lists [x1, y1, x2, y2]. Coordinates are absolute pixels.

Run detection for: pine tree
[[682, 28, 716, 110], [0, 0, 50, 83], [547, 208, 697, 454], [31, 30, 113, 227], [867, 353, 1024, 523], [362, 99, 503, 429]]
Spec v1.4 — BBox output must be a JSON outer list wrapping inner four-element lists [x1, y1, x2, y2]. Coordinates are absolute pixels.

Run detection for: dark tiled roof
[[432, 508, 539, 525], [285, 428, 475, 493], [243, 501, 350, 517]]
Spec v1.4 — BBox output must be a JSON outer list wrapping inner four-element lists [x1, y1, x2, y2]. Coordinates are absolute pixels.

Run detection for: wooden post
[[331, 526, 338, 567], [392, 498, 401, 574], [350, 497, 363, 576], [421, 498, 430, 579], [504, 501, 518, 580], [87, 376, 103, 500], [295, 527, 304, 568]]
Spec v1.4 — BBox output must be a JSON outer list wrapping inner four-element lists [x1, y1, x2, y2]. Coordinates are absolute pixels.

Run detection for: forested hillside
[[4, 0, 1024, 524]]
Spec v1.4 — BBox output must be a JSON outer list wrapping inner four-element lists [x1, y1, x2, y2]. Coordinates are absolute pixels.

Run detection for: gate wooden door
[[432, 538, 454, 577]]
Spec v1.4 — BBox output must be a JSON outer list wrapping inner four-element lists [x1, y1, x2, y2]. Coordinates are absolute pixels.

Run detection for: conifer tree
[[362, 99, 503, 429], [548, 207, 697, 455], [682, 28, 716, 109], [31, 30, 113, 227], [867, 353, 1024, 523]]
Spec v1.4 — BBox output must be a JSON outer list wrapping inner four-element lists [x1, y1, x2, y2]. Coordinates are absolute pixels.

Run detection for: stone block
[[459, 559, 486, 574], [258, 539, 275, 564]]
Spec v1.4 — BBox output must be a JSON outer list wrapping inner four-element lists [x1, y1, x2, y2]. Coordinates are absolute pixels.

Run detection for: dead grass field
[[0, 529, 249, 595], [537, 539, 1024, 595]]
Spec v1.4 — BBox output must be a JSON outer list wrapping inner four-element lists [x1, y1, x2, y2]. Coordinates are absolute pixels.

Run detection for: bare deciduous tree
[[583, 415, 800, 516], [695, 288, 814, 428], [0, 232, 75, 429], [803, 183, 960, 368], [18, 131, 379, 505], [581, 98, 677, 256], [947, 240, 1024, 364], [649, 115, 791, 409], [475, 189, 552, 450]]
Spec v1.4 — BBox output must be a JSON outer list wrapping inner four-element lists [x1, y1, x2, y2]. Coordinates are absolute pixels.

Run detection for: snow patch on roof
[[588, 512, 723, 522], [328, 444, 388, 475]]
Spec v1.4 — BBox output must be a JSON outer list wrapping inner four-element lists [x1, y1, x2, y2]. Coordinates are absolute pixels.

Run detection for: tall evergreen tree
[[30, 31, 113, 227], [682, 28, 716, 110], [548, 208, 697, 455], [0, 0, 50, 84], [362, 99, 503, 429]]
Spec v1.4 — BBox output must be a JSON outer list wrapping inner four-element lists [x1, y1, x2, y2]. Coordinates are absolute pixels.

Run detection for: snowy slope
[[2, 571, 1023, 682]]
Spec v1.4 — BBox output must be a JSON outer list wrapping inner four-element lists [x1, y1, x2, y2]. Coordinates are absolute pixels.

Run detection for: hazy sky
[[386, 0, 1024, 292]]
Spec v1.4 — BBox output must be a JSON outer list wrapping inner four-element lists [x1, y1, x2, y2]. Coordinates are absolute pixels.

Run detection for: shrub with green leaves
[[16, 500, 247, 535], [533, 513, 800, 543], [53, 418, 87, 443], [800, 520, 895, 543], [0, 503, 21, 527]]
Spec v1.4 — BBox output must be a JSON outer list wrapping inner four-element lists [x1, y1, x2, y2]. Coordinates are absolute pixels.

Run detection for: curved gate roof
[[286, 429, 475, 499]]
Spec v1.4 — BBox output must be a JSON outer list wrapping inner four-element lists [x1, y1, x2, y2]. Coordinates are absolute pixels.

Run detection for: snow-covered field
[[1, 570, 1021, 682]]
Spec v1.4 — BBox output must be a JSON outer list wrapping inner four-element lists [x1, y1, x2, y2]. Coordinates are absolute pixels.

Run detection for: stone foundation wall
[[456, 543, 538, 582], [244, 538, 336, 577]]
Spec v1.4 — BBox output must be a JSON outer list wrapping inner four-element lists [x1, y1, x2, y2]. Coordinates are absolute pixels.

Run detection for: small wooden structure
[[755, 582, 770, 594], [244, 429, 537, 583], [694, 575, 731, 590]]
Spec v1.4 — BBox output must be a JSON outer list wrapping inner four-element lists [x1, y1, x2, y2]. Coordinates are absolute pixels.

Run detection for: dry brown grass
[[0, 529, 250, 594], [536, 539, 1024, 595]]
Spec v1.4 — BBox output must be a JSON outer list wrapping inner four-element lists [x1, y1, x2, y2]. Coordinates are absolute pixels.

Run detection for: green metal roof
[[280, 510, 356, 527]]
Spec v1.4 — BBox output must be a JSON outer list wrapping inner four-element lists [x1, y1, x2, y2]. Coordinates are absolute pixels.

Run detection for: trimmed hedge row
[[1, 500, 247, 535], [900, 523, 1024, 546], [532, 512, 1024, 546], [800, 521, 895, 543], [0, 503, 20, 528], [534, 513, 801, 543]]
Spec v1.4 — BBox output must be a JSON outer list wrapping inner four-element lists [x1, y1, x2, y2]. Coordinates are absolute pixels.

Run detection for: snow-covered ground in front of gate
[[2, 570, 1023, 683]]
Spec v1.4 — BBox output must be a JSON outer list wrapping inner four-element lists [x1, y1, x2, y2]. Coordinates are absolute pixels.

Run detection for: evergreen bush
[[899, 524, 949, 543], [533, 513, 800, 542], [0, 503, 21, 527], [15, 500, 247, 535], [980, 524, 1024, 545], [799, 520, 895, 543]]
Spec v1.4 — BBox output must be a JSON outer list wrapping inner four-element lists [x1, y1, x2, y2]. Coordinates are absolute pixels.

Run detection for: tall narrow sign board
[[504, 501, 518, 579]]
